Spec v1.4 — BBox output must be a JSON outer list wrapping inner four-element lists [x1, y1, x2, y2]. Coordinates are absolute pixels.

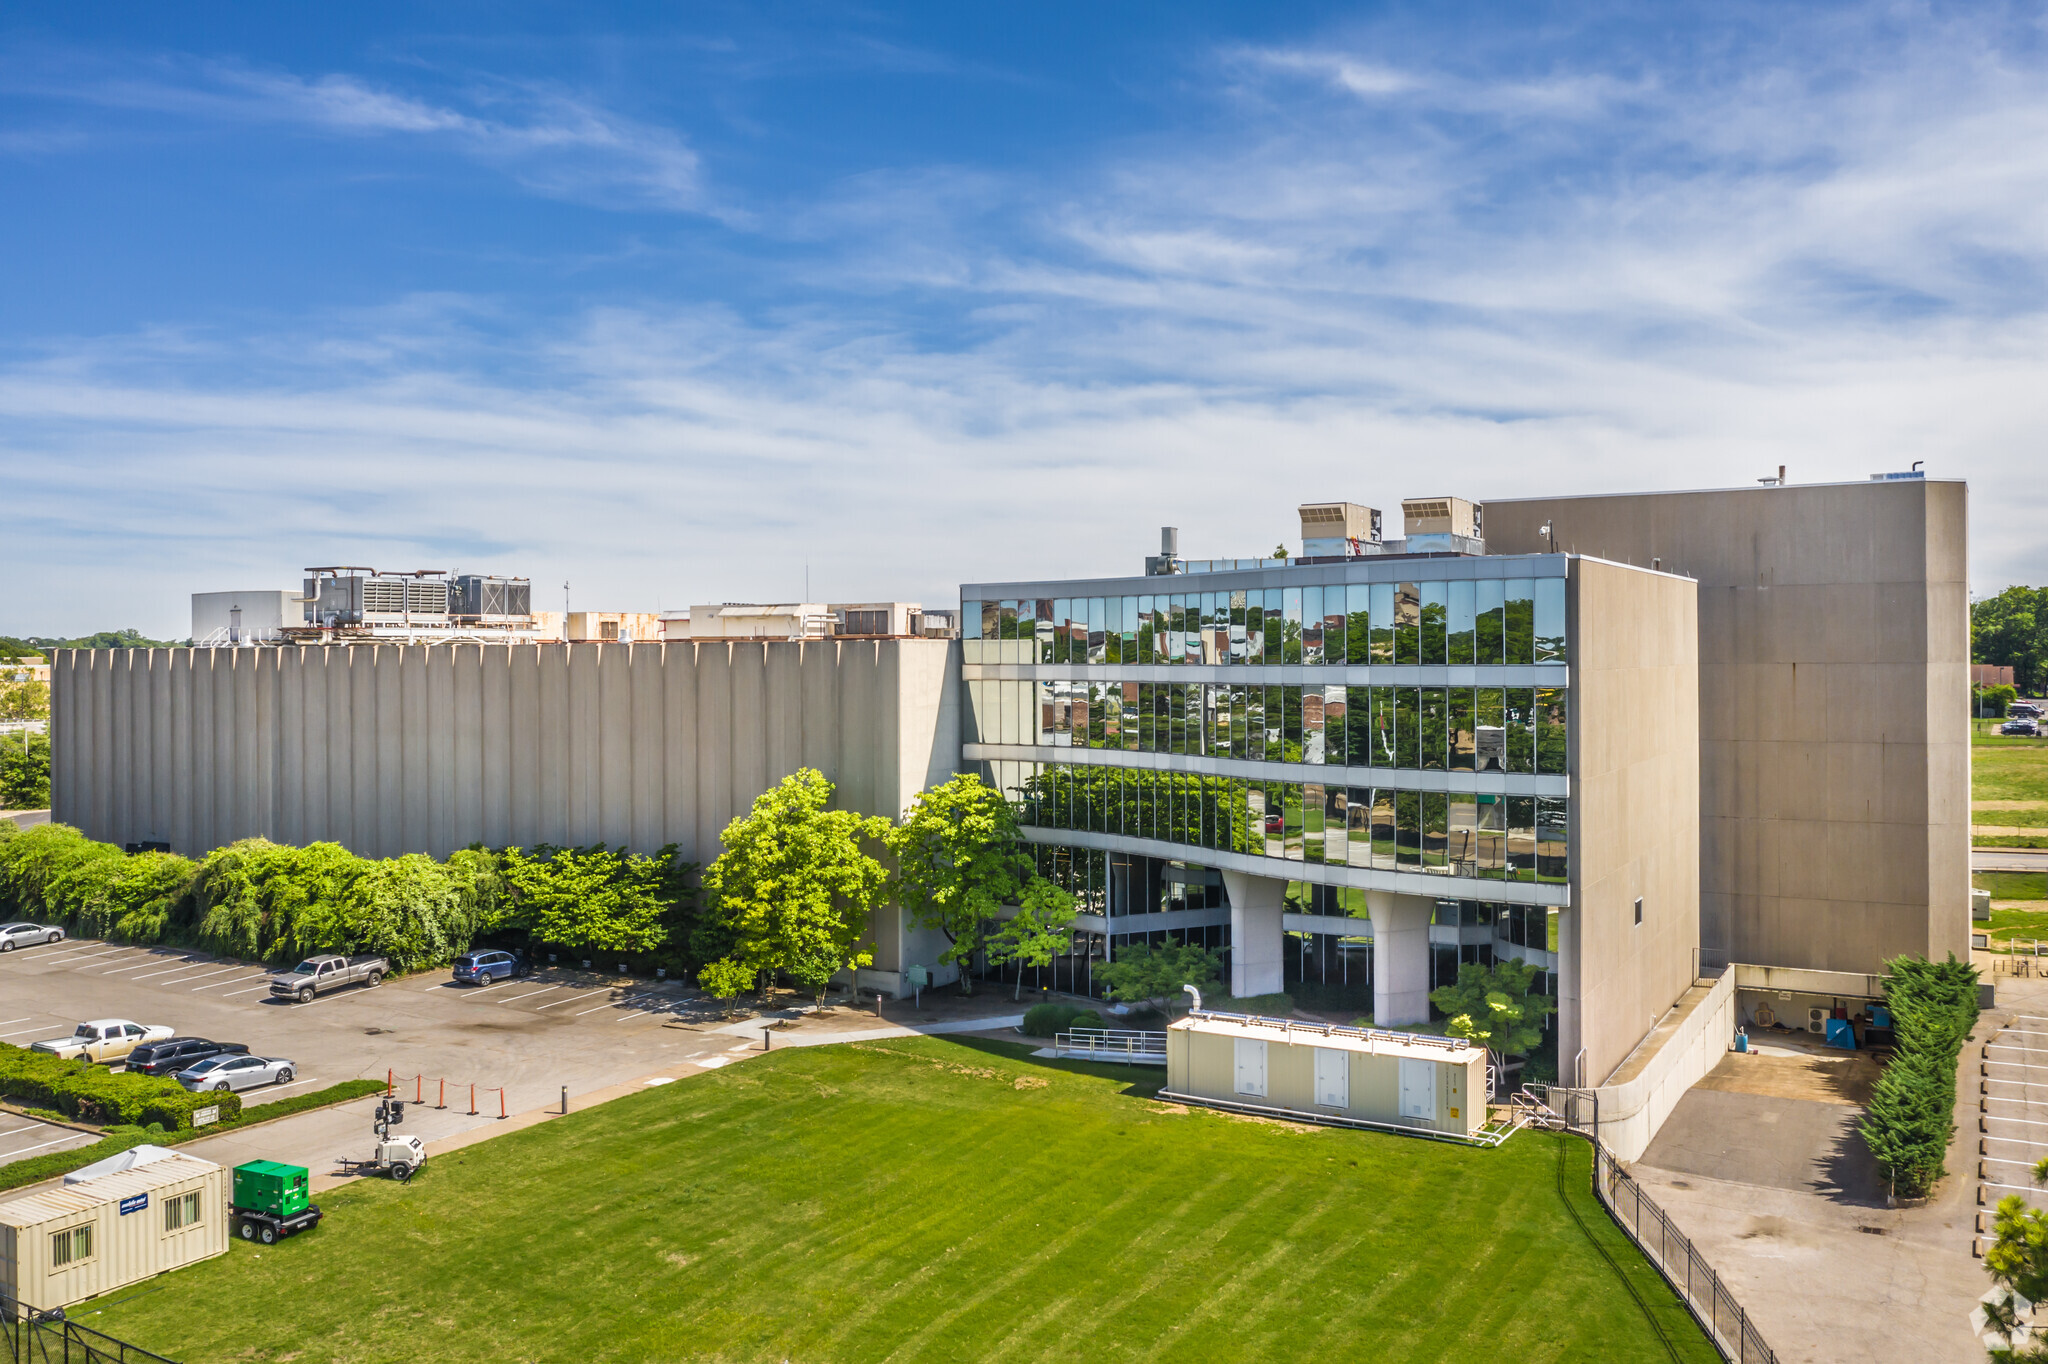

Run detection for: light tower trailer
[[231, 1161, 322, 1244], [333, 1098, 428, 1181]]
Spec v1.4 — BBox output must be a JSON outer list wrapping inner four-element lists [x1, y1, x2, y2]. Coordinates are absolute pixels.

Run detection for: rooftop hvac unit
[[1298, 502, 1383, 559], [450, 574, 532, 621]]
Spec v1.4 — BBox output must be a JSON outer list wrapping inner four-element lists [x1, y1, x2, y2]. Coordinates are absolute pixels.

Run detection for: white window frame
[[163, 1189, 203, 1234], [50, 1223, 94, 1268]]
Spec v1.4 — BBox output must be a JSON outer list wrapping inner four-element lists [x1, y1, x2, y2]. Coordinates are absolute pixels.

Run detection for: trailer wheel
[[239, 1220, 257, 1241], [259, 1224, 277, 1245], [392, 1162, 414, 1182]]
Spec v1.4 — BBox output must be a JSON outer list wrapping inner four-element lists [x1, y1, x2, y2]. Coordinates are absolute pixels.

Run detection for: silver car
[[177, 1054, 296, 1093], [0, 922, 64, 952]]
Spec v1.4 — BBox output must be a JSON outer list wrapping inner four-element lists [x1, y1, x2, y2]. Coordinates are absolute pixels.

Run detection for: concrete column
[[1556, 906, 1583, 1086], [1365, 891, 1434, 1026], [1221, 870, 1285, 998]]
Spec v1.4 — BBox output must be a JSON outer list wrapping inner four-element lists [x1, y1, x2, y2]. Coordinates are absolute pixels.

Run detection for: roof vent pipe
[[1161, 526, 1179, 557]]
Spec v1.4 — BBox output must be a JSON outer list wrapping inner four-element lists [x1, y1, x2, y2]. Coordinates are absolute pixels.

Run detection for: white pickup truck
[[30, 1019, 175, 1065], [270, 953, 389, 1004]]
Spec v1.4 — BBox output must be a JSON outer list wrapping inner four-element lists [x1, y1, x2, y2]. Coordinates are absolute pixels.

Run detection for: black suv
[[126, 1037, 249, 1077]]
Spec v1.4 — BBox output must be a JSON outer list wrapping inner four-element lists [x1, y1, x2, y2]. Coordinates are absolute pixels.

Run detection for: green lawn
[[1978, 871, 2048, 902], [1988, 906, 2048, 948], [80, 1037, 1715, 1364], [1973, 739, 2048, 804]]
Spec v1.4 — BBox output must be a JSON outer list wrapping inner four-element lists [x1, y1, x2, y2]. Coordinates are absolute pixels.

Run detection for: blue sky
[[3, 2, 2045, 636]]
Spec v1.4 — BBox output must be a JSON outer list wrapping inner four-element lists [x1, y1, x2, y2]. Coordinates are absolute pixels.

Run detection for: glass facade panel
[[1264, 781, 1285, 857], [1449, 687, 1476, 772], [1506, 687, 1535, 774], [1394, 687, 1419, 768], [1534, 578, 1566, 664], [1242, 592, 1262, 667], [1302, 781, 1324, 863], [1537, 795, 1568, 883], [1395, 790, 1421, 868], [1419, 687, 1447, 771], [1322, 685, 1346, 766], [1369, 582, 1395, 662], [999, 600, 1019, 640], [1478, 794, 1505, 879], [1536, 687, 1567, 775], [1302, 585, 1324, 665], [1263, 588, 1284, 664], [1347, 788, 1373, 868], [1394, 582, 1420, 664], [1476, 687, 1505, 772], [1420, 582, 1448, 665], [1346, 685, 1373, 768], [1088, 597, 1107, 664], [1347, 583, 1371, 664], [1184, 595, 1203, 665], [1229, 589, 1249, 665], [1371, 787, 1397, 870], [1283, 783, 1305, 860], [1448, 580, 1475, 665], [1324, 785, 1347, 866], [1504, 579, 1534, 665], [1421, 792, 1448, 874], [1122, 682, 1141, 751], [964, 601, 984, 640], [1244, 685, 1265, 761], [1284, 587, 1304, 664], [1037, 600, 1055, 663], [1447, 793, 1479, 877], [1508, 796, 1536, 881], [1475, 578, 1505, 664], [1303, 685, 1325, 764]]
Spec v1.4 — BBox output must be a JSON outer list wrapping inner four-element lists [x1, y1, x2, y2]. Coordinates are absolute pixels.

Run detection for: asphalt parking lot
[[0, 936, 752, 1169]]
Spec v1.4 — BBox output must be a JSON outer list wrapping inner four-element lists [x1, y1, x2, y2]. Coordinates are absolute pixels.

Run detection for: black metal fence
[[1, 1310, 179, 1364], [1528, 1086, 1778, 1364]]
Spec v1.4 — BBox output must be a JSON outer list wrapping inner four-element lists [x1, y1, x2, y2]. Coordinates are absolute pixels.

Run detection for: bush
[[0, 1043, 242, 1130], [0, 823, 123, 919], [1021, 1003, 1084, 1037], [0, 731, 49, 809], [1861, 954, 1981, 1198]]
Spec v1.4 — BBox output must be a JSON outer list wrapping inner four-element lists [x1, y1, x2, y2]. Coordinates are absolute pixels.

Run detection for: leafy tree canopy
[[0, 680, 49, 723], [1974, 586, 2048, 695], [987, 876, 1078, 999], [888, 771, 1031, 969], [499, 843, 692, 955], [1096, 940, 1221, 1017], [1428, 959, 1556, 1060], [701, 768, 891, 1006], [0, 732, 50, 810]]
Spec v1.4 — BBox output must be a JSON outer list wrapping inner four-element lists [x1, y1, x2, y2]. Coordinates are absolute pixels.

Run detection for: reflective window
[[1394, 582, 1420, 664], [1122, 597, 1139, 664], [1370, 582, 1396, 663], [1505, 579, 1535, 666], [1449, 687, 1475, 772], [1346, 583, 1370, 665], [1281, 685, 1303, 760], [1088, 597, 1107, 665], [1347, 788, 1373, 868], [1447, 794, 1479, 877], [1447, 580, 1475, 665], [1122, 682, 1141, 751], [1244, 685, 1265, 761], [1395, 791, 1421, 867], [1537, 796, 1568, 883], [1475, 579, 1505, 665], [1303, 781, 1325, 863], [1476, 687, 1505, 772], [1506, 687, 1535, 774], [1508, 796, 1536, 881], [998, 600, 1019, 641], [1322, 685, 1347, 766], [1477, 794, 1505, 879], [1284, 587, 1304, 664], [1240, 591, 1261, 667], [964, 601, 984, 640], [1371, 788, 1397, 870], [1325, 785, 1347, 866], [1230, 589, 1249, 665], [1535, 578, 1566, 664], [1302, 585, 1324, 665], [1421, 793, 1448, 874], [1347, 685, 1374, 767], [1203, 592, 1224, 665], [1037, 600, 1055, 664], [1207, 684, 1229, 757], [1264, 589, 1284, 664], [1283, 783, 1305, 860], [1303, 685, 1325, 764], [1536, 687, 1567, 774], [1419, 687, 1447, 771], [1265, 781, 1286, 857], [1420, 582, 1448, 665]]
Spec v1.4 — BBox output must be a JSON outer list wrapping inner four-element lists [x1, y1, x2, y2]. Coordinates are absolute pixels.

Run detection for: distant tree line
[[0, 629, 190, 657], [1974, 587, 2048, 696]]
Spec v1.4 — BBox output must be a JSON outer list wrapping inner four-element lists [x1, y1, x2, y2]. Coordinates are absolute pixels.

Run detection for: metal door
[[1314, 1047, 1348, 1108], [1399, 1057, 1436, 1120], [1234, 1037, 1267, 1097]]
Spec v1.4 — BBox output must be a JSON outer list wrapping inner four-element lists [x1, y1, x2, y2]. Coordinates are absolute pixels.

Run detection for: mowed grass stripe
[[83, 1037, 1712, 1364]]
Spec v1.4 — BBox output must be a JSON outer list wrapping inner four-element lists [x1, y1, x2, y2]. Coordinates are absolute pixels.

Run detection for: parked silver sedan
[[177, 1053, 296, 1093], [0, 921, 64, 951]]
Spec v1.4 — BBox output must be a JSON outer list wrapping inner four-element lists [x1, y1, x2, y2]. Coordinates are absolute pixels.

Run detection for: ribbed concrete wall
[[49, 640, 962, 866]]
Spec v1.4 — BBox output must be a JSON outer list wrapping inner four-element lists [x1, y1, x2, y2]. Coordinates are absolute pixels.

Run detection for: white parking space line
[[0, 1124, 39, 1138], [0, 1018, 29, 1027], [576, 992, 663, 1017], [245, 1076, 322, 1099], [196, 974, 270, 992], [499, 986, 559, 1003], [221, 984, 273, 997], [45, 946, 130, 965], [102, 957, 188, 975], [0, 1026, 55, 1039], [533, 994, 594, 1009], [0, 1134, 92, 1160], [129, 959, 224, 982]]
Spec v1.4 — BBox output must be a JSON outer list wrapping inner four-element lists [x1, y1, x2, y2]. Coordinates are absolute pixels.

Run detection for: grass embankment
[[83, 1038, 1715, 1364], [1973, 726, 2048, 839]]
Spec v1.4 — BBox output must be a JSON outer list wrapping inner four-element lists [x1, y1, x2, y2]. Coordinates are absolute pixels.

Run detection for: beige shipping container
[[0, 1153, 227, 1313], [1166, 1016, 1488, 1139]]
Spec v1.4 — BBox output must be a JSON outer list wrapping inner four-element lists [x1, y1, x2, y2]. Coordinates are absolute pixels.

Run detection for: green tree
[[0, 732, 50, 810], [701, 769, 892, 1009], [697, 958, 754, 1019], [0, 679, 49, 722], [888, 772, 1032, 980], [1427, 960, 1556, 1067], [1977, 683, 2020, 719], [1974, 587, 2048, 696], [1095, 940, 1221, 1019], [987, 877, 1079, 1000], [1859, 954, 1980, 1199], [499, 844, 683, 957]]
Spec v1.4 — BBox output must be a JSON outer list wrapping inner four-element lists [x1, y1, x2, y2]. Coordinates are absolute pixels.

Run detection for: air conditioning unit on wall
[[1808, 1007, 1827, 1034]]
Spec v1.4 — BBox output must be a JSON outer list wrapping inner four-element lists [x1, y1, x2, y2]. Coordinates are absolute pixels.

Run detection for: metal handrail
[[1183, 1008, 1473, 1054], [1052, 1029, 1168, 1064]]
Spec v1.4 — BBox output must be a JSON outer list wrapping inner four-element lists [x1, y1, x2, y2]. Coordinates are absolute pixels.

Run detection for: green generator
[[231, 1160, 322, 1244]]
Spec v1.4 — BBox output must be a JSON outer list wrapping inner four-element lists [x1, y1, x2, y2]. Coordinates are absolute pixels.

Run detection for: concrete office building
[[1481, 477, 1970, 975], [48, 639, 961, 996], [961, 500, 1701, 1086]]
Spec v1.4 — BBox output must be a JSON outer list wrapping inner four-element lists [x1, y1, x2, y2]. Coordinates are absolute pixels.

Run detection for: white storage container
[[0, 1152, 227, 1313]]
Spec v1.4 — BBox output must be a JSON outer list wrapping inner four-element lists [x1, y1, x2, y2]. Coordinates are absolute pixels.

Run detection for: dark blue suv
[[452, 949, 530, 986]]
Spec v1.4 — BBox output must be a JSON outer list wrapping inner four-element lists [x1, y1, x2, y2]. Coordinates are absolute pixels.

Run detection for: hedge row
[[0, 1043, 244, 1131], [0, 820, 700, 974], [1021, 1002, 1105, 1037], [1860, 954, 1981, 1198]]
